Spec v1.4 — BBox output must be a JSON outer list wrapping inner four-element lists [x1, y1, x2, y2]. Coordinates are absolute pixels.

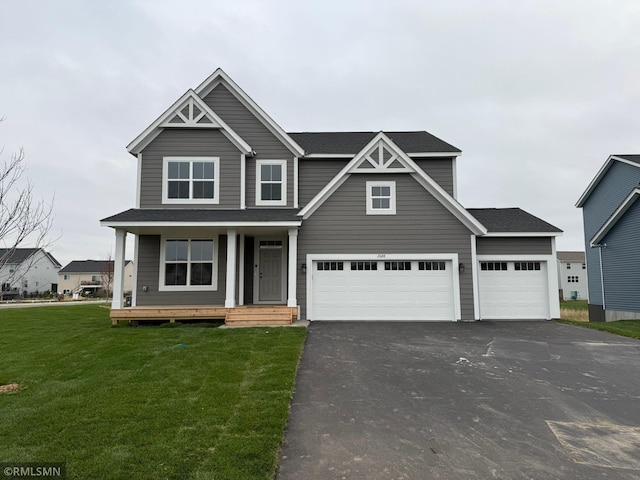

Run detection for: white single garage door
[[478, 261, 549, 319], [311, 259, 455, 320]]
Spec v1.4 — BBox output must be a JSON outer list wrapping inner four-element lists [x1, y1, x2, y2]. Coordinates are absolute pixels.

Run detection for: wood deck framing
[[110, 305, 297, 326]]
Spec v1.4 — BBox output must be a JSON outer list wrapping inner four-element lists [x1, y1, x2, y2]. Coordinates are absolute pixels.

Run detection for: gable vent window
[[162, 157, 219, 204], [419, 261, 446, 271], [514, 262, 541, 271], [566, 263, 571, 269], [582, 263, 586, 269], [317, 262, 343, 271], [384, 261, 411, 271], [256, 160, 287, 206], [567, 276, 579, 283], [480, 262, 507, 271], [366, 181, 396, 215]]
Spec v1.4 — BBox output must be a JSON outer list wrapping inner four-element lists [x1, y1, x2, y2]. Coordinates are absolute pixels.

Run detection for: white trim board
[[195, 69, 305, 157], [127, 89, 252, 155], [576, 155, 640, 207], [481, 232, 563, 237], [590, 187, 640, 245]]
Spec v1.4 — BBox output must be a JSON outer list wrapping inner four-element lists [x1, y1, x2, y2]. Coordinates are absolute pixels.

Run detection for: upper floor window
[[256, 160, 287, 206], [162, 157, 219, 204], [366, 181, 396, 215], [566, 263, 571, 269]]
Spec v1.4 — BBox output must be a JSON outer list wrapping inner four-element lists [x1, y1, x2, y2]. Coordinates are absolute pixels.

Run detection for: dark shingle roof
[[0, 248, 61, 267], [288, 131, 461, 155], [613, 154, 640, 164], [557, 251, 585, 262], [59, 260, 131, 274], [468, 208, 562, 233], [101, 209, 301, 223]]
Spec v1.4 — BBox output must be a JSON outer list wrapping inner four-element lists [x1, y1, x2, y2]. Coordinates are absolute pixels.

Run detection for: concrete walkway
[[277, 321, 640, 480]]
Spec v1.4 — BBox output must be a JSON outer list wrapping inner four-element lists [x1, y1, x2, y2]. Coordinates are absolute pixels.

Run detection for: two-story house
[[58, 260, 134, 297], [556, 251, 588, 301], [577, 154, 640, 321], [101, 69, 561, 323], [0, 248, 61, 299]]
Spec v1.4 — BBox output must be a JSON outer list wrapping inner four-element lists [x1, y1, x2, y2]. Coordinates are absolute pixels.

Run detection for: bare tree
[[100, 253, 114, 300], [0, 124, 56, 301]]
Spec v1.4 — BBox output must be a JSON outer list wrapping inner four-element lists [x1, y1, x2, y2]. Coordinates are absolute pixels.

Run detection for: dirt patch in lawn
[[0, 383, 20, 394], [561, 308, 588, 322]]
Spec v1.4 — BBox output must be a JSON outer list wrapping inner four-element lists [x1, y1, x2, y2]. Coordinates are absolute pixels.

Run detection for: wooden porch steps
[[110, 305, 296, 326], [224, 306, 294, 326]]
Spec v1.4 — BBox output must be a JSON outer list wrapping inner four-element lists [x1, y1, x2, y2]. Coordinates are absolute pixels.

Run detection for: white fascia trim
[[127, 89, 252, 155], [590, 187, 640, 245], [255, 159, 287, 206], [195, 69, 305, 157], [406, 152, 462, 158], [101, 221, 302, 229], [576, 155, 640, 207], [482, 232, 563, 237], [305, 253, 461, 321]]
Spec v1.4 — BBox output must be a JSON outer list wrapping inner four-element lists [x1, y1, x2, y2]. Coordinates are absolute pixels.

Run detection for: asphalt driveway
[[276, 321, 640, 480]]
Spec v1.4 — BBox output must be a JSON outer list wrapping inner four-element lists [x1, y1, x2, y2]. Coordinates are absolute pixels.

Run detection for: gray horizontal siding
[[600, 200, 640, 313], [582, 161, 640, 305], [297, 173, 474, 319], [476, 237, 552, 255], [203, 84, 295, 207], [298, 159, 347, 207], [413, 158, 454, 196], [136, 235, 227, 306], [140, 129, 241, 209]]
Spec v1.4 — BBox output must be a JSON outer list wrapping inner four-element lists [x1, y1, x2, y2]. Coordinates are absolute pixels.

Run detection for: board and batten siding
[[413, 158, 454, 196], [139, 129, 241, 209], [135, 235, 227, 306], [599, 200, 640, 315], [296, 173, 474, 320], [582, 161, 640, 305], [203, 84, 295, 208], [476, 237, 552, 256]]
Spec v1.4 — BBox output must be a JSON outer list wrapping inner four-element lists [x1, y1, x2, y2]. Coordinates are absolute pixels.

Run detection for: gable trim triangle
[[195, 68, 305, 157], [298, 132, 487, 235], [127, 89, 252, 155]]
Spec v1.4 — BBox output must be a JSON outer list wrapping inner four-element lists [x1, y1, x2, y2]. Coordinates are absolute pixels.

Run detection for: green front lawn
[[558, 318, 640, 340], [0, 305, 306, 479]]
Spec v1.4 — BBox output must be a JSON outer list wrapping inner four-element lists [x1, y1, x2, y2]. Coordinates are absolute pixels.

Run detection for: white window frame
[[162, 157, 220, 204], [366, 181, 396, 215], [158, 237, 218, 291], [256, 159, 287, 206]]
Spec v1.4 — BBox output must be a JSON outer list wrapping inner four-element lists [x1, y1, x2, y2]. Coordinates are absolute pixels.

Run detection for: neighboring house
[[0, 248, 61, 299], [576, 154, 640, 322], [556, 251, 588, 301], [101, 68, 562, 321], [58, 260, 134, 296]]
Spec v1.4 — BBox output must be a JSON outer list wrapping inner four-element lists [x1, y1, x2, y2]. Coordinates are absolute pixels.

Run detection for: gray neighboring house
[[101, 68, 562, 321], [557, 251, 588, 301], [577, 154, 640, 321]]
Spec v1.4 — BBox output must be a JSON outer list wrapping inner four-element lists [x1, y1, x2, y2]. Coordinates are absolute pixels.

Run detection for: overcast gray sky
[[2, 0, 639, 267]]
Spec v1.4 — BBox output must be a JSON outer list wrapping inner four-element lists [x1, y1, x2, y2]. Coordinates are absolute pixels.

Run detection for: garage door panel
[[479, 261, 549, 319], [312, 259, 455, 321]]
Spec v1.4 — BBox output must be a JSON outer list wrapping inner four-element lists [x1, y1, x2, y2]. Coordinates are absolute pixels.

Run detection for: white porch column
[[225, 229, 237, 308], [287, 228, 298, 307], [112, 229, 127, 309]]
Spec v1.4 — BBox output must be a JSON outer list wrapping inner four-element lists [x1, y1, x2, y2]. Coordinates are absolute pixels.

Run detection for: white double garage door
[[309, 256, 549, 321]]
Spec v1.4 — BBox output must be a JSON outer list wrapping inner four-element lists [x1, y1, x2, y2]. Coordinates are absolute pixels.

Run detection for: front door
[[258, 247, 283, 302]]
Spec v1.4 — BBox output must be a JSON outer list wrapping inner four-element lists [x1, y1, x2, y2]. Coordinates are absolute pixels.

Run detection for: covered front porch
[[100, 209, 302, 324]]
